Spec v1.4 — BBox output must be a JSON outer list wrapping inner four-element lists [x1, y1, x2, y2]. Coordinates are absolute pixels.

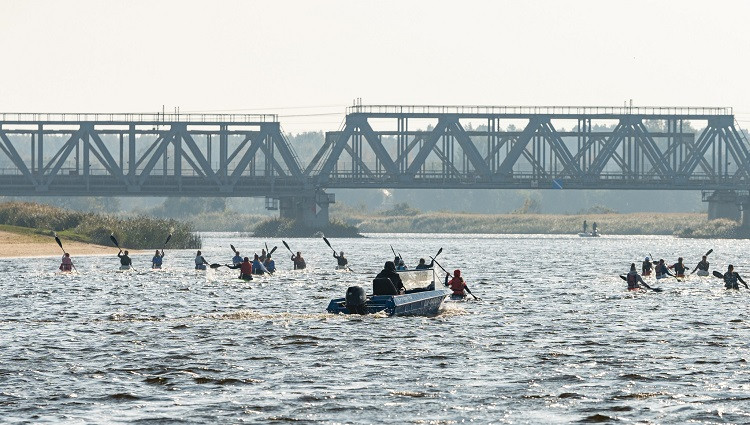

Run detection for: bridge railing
[[0, 112, 278, 123], [347, 105, 733, 116]]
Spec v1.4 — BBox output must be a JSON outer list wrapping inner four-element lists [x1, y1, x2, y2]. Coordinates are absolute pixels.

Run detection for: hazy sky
[[1, 0, 749, 132]]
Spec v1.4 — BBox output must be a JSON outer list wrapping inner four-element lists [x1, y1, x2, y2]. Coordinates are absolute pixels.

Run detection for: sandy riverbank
[[0, 230, 123, 258]]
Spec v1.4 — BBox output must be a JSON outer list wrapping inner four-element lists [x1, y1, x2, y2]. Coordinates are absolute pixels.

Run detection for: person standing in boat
[[641, 257, 652, 276], [625, 263, 647, 291], [59, 253, 74, 272], [376, 261, 405, 294], [655, 259, 673, 280], [668, 257, 688, 279], [291, 251, 306, 270], [583, 220, 588, 234], [194, 251, 208, 270], [333, 251, 348, 268], [232, 251, 243, 267], [723, 265, 748, 290], [415, 258, 434, 270], [691, 255, 710, 276], [264, 254, 276, 273], [118, 249, 132, 270], [151, 249, 164, 269], [239, 257, 253, 280], [252, 254, 269, 275]]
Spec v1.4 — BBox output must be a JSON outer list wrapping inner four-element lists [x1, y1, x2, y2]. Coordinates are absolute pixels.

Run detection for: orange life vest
[[448, 277, 466, 296]]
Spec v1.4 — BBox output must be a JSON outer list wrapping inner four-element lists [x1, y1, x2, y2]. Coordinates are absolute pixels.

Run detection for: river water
[[2, 233, 750, 424]]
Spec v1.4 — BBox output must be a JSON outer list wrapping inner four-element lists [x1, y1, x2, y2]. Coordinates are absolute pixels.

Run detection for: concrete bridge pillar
[[278, 190, 335, 228], [704, 190, 741, 221]]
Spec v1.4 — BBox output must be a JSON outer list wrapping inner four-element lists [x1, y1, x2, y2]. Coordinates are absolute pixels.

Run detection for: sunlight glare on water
[[2, 233, 750, 423]]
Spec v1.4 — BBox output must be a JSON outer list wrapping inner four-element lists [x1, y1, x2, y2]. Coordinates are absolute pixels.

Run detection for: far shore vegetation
[[0, 202, 200, 249]]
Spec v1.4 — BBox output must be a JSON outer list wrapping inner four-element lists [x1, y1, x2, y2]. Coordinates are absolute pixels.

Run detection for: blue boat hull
[[327, 289, 451, 316]]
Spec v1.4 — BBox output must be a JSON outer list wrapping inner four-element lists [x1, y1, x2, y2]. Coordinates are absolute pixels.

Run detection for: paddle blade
[[435, 247, 443, 259], [110, 233, 120, 248], [323, 237, 332, 249], [265, 242, 269, 252], [210, 263, 222, 269], [652, 287, 663, 292], [270, 246, 277, 255], [231, 244, 237, 254], [713, 270, 724, 279], [164, 234, 172, 246], [55, 235, 63, 250], [283, 240, 292, 253], [619, 275, 627, 281], [705, 249, 713, 257]]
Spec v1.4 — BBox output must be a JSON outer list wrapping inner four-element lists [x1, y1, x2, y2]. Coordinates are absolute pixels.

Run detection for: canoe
[[327, 287, 451, 316]]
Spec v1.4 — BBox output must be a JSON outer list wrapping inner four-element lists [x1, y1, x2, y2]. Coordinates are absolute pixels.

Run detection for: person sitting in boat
[[239, 257, 253, 281], [655, 259, 673, 279], [396, 259, 407, 271], [723, 265, 748, 290], [668, 257, 688, 278], [232, 251, 243, 267], [376, 261, 405, 294], [291, 251, 306, 270], [415, 258, 434, 270], [118, 249, 132, 269], [194, 251, 208, 270], [59, 253, 74, 272], [626, 263, 647, 291], [264, 254, 276, 273], [151, 249, 164, 269], [259, 249, 267, 263], [592, 222, 598, 235], [252, 254, 269, 275], [333, 251, 348, 268], [692, 256, 710, 276], [641, 257, 652, 276], [445, 269, 472, 298]]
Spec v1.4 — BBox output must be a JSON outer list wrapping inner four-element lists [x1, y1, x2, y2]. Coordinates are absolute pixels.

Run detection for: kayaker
[[445, 269, 472, 298], [415, 258, 434, 270], [194, 251, 208, 270], [291, 251, 306, 270], [396, 259, 407, 271], [592, 222, 598, 235], [625, 263, 647, 291], [655, 259, 673, 279], [239, 257, 253, 281], [668, 257, 688, 279], [333, 251, 348, 268], [118, 249, 132, 269], [264, 254, 276, 273], [259, 249, 267, 263], [252, 254, 269, 275], [692, 255, 710, 276], [641, 257, 652, 276], [151, 249, 164, 269], [232, 251, 243, 267], [59, 253, 74, 272], [723, 265, 748, 290], [376, 261, 405, 294]]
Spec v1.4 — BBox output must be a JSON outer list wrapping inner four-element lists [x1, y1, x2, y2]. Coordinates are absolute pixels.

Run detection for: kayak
[[696, 270, 709, 277], [116, 265, 133, 272], [578, 232, 600, 237], [335, 265, 350, 271]]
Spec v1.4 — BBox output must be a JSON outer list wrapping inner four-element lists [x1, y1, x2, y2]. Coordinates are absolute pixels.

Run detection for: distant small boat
[[578, 232, 600, 237]]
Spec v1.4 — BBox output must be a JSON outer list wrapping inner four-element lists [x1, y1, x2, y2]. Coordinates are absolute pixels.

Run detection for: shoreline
[[0, 230, 141, 258]]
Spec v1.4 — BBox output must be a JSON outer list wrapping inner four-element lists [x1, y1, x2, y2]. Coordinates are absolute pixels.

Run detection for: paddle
[[269, 246, 278, 255], [430, 256, 480, 300], [619, 275, 662, 292], [110, 233, 137, 272], [231, 244, 239, 256], [163, 233, 172, 249], [691, 249, 714, 275], [265, 242, 269, 253], [282, 240, 294, 255], [210, 263, 238, 269], [390, 245, 403, 262], [54, 233, 78, 272]]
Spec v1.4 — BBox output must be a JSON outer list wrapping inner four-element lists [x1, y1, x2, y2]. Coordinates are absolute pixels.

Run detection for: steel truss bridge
[[0, 106, 748, 224]]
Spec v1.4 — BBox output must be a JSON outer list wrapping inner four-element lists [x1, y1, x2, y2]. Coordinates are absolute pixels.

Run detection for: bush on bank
[[253, 218, 362, 238], [0, 202, 201, 249]]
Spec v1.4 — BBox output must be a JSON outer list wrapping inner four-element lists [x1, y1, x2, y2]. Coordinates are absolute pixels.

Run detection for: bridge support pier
[[278, 190, 335, 228], [703, 190, 741, 221]]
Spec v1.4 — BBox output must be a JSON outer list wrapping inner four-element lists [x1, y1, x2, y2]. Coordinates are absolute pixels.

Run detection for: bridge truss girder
[[0, 119, 306, 197], [311, 111, 749, 190]]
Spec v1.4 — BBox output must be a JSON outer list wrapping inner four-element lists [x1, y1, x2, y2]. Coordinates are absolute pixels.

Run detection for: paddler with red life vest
[[239, 257, 253, 281], [59, 253, 74, 272], [668, 257, 688, 279], [444, 269, 474, 299], [641, 257, 652, 276], [626, 263, 647, 291]]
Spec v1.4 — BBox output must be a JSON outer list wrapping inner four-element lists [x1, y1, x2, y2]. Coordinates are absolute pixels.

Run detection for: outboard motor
[[345, 286, 367, 315]]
